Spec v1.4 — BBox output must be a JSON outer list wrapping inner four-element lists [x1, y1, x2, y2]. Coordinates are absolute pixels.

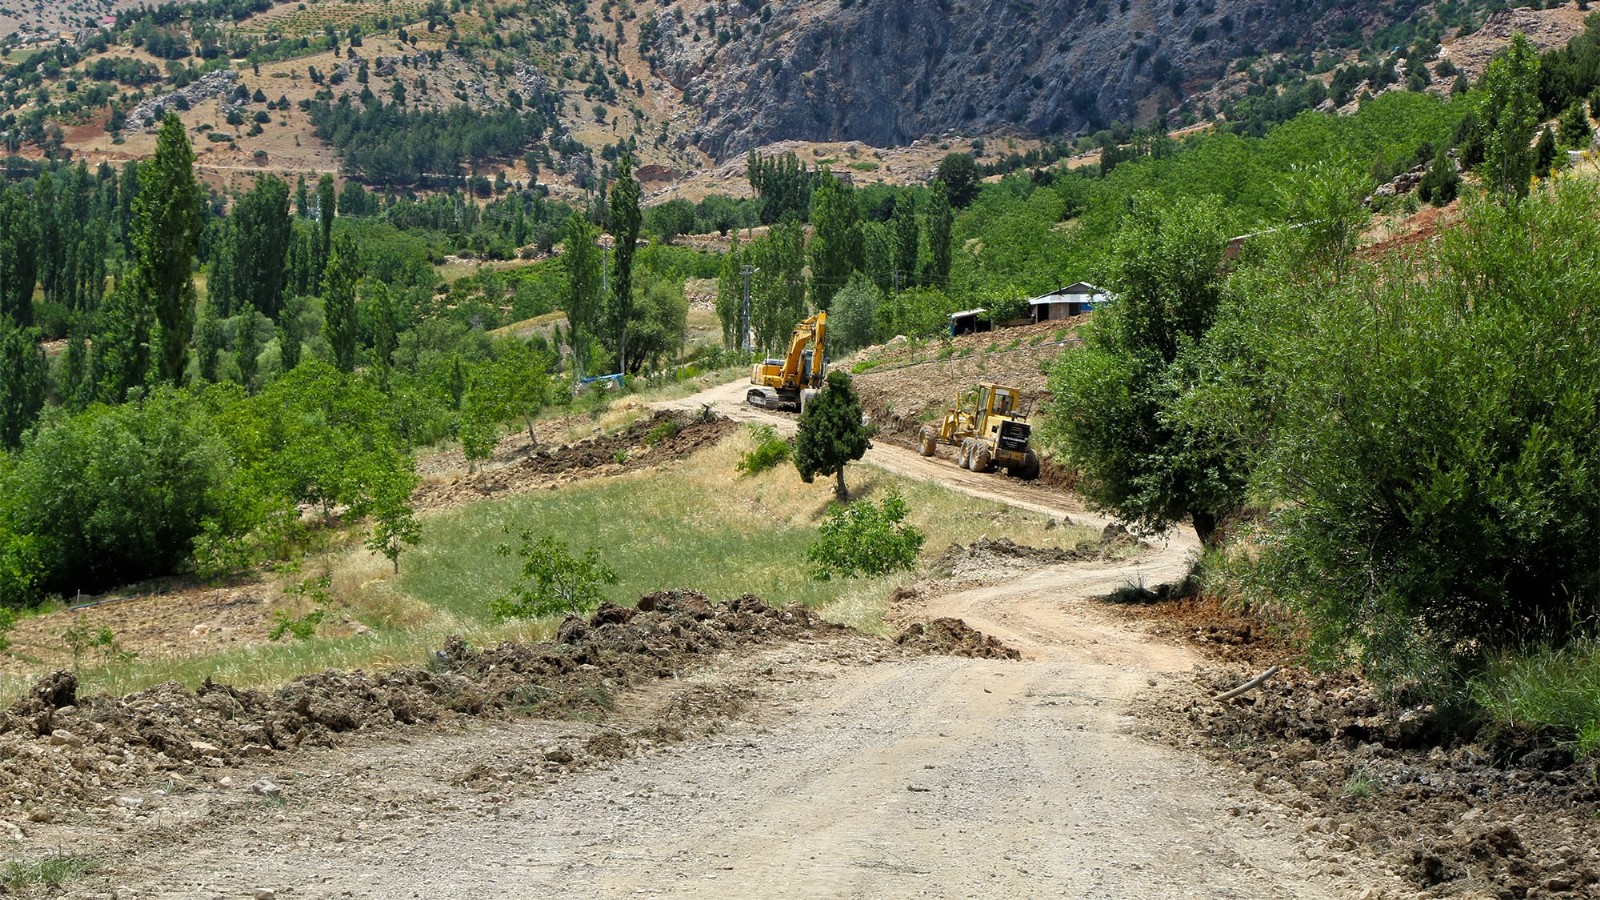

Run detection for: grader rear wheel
[[1017, 449, 1041, 480], [957, 438, 974, 470], [972, 445, 992, 473]]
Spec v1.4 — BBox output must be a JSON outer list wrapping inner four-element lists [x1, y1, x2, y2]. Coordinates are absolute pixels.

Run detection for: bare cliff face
[[641, 0, 1466, 161]]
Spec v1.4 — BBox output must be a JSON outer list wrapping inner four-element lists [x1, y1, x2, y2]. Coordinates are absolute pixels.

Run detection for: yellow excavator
[[919, 381, 1041, 479], [747, 312, 827, 411]]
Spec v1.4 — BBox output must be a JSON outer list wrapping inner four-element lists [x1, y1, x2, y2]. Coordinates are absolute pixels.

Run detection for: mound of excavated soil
[[0, 591, 841, 815], [414, 410, 736, 510], [895, 618, 1021, 660], [933, 528, 1146, 581], [1172, 667, 1600, 898]]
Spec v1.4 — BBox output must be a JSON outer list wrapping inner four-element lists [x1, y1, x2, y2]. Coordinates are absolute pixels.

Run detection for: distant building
[[1028, 282, 1111, 323], [948, 308, 991, 337]]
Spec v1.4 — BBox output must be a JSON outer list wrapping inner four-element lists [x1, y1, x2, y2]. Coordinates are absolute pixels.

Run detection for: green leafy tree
[[231, 175, 293, 318], [861, 220, 893, 293], [626, 274, 689, 373], [322, 234, 360, 372], [748, 220, 808, 352], [1, 388, 236, 595], [94, 277, 153, 403], [808, 171, 863, 310], [606, 151, 643, 372], [0, 322, 46, 449], [746, 150, 813, 224], [1480, 33, 1542, 200], [890, 193, 919, 289], [715, 234, 744, 348], [806, 489, 925, 579], [1418, 146, 1461, 206], [59, 322, 92, 411], [134, 114, 204, 386], [645, 198, 697, 244], [828, 274, 881, 353], [353, 452, 420, 573], [194, 302, 224, 382], [1558, 101, 1592, 148], [0, 186, 39, 326], [563, 213, 603, 386], [278, 296, 305, 372], [490, 531, 618, 619], [1044, 193, 1239, 544], [923, 181, 953, 287], [935, 152, 980, 208], [795, 370, 873, 501], [1236, 181, 1600, 688], [235, 308, 264, 390], [1534, 125, 1559, 174]]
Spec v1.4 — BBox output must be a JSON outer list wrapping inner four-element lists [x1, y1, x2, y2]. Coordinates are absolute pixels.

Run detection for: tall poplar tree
[[0, 321, 45, 449], [923, 182, 954, 288], [134, 114, 203, 387], [1481, 33, 1542, 201], [607, 152, 642, 373], [233, 174, 292, 318], [808, 171, 863, 311], [891, 194, 919, 291], [563, 213, 602, 387], [0, 186, 39, 326], [322, 233, 360, 372]]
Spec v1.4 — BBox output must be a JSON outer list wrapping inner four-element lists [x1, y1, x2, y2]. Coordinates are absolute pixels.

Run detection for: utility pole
[[892, 269, 901, 293], [740, 264, 755, 352]]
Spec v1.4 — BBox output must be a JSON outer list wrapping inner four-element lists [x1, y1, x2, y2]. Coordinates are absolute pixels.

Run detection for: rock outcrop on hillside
[[642, 0, 1471, 160]]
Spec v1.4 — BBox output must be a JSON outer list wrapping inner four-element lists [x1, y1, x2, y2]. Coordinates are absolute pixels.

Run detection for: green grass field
[[6, 425, 1097, 702]]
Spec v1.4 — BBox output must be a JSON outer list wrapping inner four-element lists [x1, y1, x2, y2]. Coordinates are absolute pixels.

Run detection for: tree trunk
[[834, 467, 849, 502], [1192, 510, 1218, 547]]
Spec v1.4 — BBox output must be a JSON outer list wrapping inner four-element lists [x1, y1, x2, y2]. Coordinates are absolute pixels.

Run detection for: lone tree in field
[[795, 370, 872, 501]]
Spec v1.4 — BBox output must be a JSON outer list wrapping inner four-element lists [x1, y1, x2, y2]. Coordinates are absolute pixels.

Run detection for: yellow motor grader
[[918, 382, 1041, 479]]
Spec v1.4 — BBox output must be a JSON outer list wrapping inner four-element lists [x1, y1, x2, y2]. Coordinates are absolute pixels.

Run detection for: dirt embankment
[[0, 588, 1018, 827], [0, 592, 838, 815], [847, 320, 1088, 494], [414, 409, 736, 511], [1122, 594, 1600, 900]]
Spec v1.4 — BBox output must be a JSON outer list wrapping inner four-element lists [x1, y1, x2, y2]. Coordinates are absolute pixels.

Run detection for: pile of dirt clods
[[0, 591, 839, 814]]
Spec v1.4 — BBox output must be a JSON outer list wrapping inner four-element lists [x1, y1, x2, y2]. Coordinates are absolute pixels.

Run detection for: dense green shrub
[[0, 388, 238, 599], [807, 490, 925, 580], [1228, 181, 1600, 689]]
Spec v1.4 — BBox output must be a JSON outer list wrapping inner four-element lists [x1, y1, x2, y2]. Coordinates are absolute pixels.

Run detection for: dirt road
[[662, 378, 1103, 524], [86, 556, 1399, 898], [61, 380, 1404, 898]]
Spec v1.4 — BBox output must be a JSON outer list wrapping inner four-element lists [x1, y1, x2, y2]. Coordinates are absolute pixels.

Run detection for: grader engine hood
[[997, 420, 1031, 453]]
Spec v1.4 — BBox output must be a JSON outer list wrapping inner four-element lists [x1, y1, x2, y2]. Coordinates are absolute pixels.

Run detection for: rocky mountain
[[643, 0, 1499, 159]]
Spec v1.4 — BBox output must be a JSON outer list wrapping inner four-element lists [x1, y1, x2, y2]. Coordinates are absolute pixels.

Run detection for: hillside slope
[[645, 0, 1502, 159]]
